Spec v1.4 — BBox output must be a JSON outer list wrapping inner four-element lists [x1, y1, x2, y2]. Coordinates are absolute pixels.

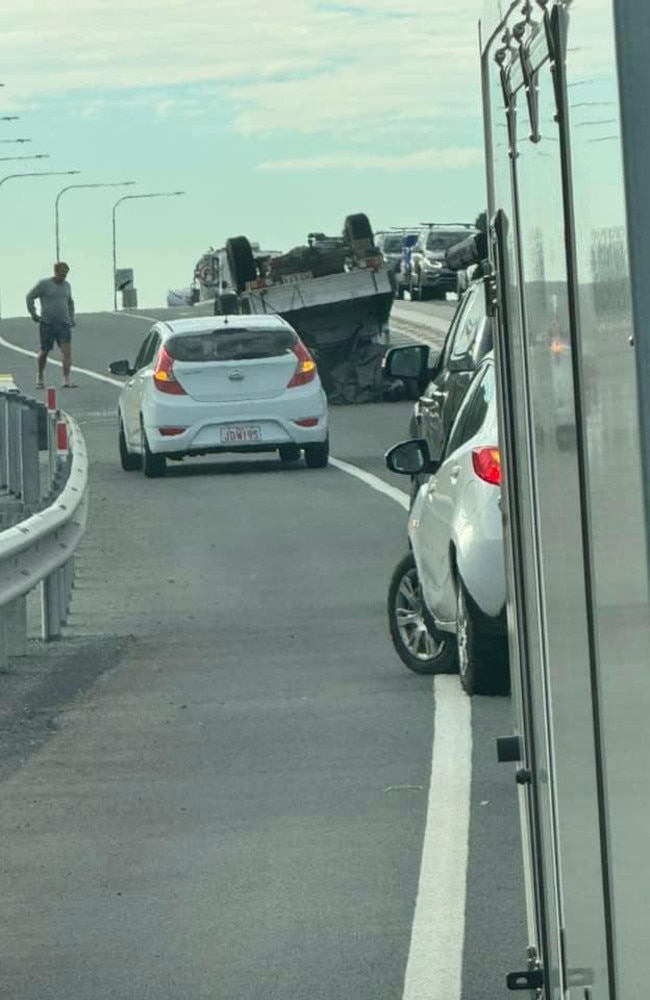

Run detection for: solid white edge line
[[0, 334, 123, 387], [402, 675, 472, 1000], [1, 326, 472, 1000]]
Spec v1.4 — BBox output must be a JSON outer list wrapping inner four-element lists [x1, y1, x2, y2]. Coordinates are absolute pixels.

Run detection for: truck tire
[[214, 291, 239, 316], [226, 236, 257, 293], [343, 213, 374, 244]]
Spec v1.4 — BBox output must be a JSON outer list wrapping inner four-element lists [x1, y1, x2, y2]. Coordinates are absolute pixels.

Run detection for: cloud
[[0, 0, 482, 140], [257, 147, 483, 171]]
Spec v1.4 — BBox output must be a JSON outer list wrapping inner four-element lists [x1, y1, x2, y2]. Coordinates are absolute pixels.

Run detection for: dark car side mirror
[[385, 438, 440, 476], [108, 359, 134, 377], [382, 344, 431, 380]]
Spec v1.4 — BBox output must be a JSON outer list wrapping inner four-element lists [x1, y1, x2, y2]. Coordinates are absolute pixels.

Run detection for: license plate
[[220, 424, 262, 443]]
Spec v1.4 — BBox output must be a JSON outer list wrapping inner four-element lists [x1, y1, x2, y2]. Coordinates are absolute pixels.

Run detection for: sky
[[0, 1, 491, 318]]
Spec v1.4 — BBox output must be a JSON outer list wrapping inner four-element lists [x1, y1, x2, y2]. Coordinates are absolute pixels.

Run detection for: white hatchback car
[[109, 315, 329, 478], [385, 354, 509, 695]]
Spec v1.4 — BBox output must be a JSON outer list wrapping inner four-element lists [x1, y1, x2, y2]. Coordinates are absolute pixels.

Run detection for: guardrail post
[[46, 389, 58, 483], [0, 607, 8, 669], [0, 393, 8, 490], [41, 571, 62, 639], [7, 396, 22, 495], [20, 404, 40, 505], [5, 596, 27, 657]]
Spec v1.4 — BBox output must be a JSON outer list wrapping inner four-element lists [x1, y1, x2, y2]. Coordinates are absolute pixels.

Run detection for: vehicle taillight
[[287, 339, 317, 388], [153, 346, 186, 395], [472, 447, 501, 486]]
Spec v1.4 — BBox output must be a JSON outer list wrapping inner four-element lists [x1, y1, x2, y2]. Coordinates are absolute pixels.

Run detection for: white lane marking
[[0, 334, 123, 387], [402, 676, 472, 1000], [107, 311, 161, 323], [1, 330, 472, 998], [329, 456, 410, 510]]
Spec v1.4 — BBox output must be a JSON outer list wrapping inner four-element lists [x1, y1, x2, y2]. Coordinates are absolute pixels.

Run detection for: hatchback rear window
[[166, 327, 297, 362]]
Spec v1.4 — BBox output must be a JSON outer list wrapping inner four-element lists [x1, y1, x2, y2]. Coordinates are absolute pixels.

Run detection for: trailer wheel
[[226, 236, 257, 293], [388, 552, 457, 675], [343, 212, 374, 246], [456, 579, 509, 695]]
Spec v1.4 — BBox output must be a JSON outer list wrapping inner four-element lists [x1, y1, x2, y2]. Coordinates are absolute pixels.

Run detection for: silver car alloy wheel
[[395, 565, 445, 662]]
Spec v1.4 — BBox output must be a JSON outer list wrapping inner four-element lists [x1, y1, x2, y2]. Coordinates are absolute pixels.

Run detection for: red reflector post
[[56, 419, 68, 453], [471, 447, 501, 486]]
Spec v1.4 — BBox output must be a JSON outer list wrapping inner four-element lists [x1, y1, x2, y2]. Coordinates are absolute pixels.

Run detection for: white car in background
[[385, 354, 510, 695], [109, 315, 329, 478]]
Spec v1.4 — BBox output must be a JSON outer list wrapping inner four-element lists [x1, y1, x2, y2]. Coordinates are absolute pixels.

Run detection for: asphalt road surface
[[0, 302, 526, 1000]]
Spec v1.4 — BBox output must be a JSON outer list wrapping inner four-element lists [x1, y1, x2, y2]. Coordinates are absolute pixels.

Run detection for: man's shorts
[[39, 322, 72, 352]]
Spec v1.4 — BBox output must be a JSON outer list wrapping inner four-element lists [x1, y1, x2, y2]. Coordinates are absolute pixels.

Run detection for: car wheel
[[456, 578, 510, 696], [304, 438, 329, 468], [388, 552, 457, 675], [279, 444, 301, 462], [119, 419, 141, 471], [142, 428, 166, 479]]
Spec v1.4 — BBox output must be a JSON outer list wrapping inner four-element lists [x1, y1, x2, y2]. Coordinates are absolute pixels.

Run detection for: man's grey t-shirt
[[26, 278, 75, 327]]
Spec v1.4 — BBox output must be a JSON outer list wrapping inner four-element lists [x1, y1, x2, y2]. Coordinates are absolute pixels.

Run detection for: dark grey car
[[404, 223, 477, 301], [383, 279, 492, 501]]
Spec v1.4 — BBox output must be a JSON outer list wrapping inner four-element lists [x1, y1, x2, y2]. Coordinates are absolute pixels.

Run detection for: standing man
[[26, 261, 77, 389]]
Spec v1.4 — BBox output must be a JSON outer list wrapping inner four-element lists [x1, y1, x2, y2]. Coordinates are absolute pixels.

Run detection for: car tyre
[[142, 429, 167, 479], [279, 444, 301, 462], [304, 438, 329, 468], [119, 419, 142, 471], [388, 552, 457, 675], [456, 578, 510, 695]]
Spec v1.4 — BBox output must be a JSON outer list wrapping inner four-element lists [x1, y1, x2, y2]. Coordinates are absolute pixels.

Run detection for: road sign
[[115, 268, 134, 291]]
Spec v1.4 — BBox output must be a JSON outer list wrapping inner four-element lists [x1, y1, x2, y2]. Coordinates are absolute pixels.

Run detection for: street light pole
[[54, 181, 136, 261], [111, 191, 185, 311]]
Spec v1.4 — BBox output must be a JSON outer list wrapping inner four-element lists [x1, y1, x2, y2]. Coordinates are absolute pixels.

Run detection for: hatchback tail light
[[471, 447, 501, 486], [287, 339, 317, 388], [153, 346, 187, 395]]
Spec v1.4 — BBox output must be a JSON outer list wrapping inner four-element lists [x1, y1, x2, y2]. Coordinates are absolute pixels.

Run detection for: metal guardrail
[[0, 378, 89, 666]]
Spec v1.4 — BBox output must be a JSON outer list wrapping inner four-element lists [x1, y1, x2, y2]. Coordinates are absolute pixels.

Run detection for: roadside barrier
[[0, 378, 88, 666]]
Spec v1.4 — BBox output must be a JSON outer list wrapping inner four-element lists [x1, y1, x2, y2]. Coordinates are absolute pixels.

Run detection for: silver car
[[385, 354, 509, 695]]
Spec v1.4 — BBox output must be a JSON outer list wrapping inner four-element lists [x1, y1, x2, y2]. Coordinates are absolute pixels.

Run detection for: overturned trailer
[[217, 215, 397, 403]]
